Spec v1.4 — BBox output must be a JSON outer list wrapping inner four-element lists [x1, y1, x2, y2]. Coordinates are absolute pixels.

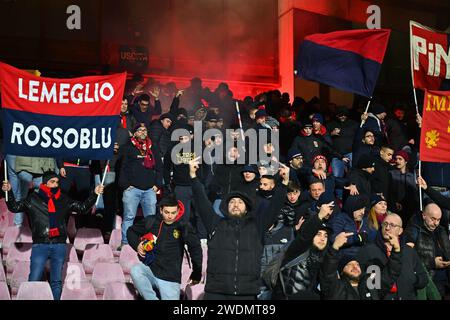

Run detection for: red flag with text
[[419, 90, 450, 162]]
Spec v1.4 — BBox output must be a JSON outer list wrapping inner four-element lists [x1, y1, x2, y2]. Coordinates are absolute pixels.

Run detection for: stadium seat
[[103, 282, 137, 300], [10, 261, 30, 297], [185, 283, 205, 300], [108, 229, 122, 258], [16, 281, 54, 300], [91, 263, 125, 295], [82, 244, 115, 274], [0, 282, 11, 300], [118, 244, 140, 281], [73, 228, 104, 252], [63, 262, 87, 284], [5, 243, 32, 276], [60, 281, 97, 300], [2, 226, 33, 256]]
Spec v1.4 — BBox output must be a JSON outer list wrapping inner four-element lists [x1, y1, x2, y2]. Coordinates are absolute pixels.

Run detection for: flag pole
[[95, 160, 109, 206], [235, 101, 247, 152], [418, 160, 423, 211], [359, 99, 372, 128], [3, 160, 8, 202]]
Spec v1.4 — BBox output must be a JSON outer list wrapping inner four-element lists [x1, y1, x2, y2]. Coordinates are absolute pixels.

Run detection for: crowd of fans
[[1, 73, 450, 300]]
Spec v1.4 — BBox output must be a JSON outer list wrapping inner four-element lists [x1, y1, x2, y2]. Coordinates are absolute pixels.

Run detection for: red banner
[[410, 21, 450, 90], [0, 62, 126, 159], [419, 90, 450, 162]]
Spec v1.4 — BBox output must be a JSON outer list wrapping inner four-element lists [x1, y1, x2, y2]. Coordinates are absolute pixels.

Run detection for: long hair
[[368, 207, 389, 231]]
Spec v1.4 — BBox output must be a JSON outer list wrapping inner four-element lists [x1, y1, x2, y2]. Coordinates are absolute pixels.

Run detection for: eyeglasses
[[381, 222, 401, 229]]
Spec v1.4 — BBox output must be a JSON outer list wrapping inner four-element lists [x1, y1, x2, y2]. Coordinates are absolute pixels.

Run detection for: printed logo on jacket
[[0, 62, 126, 159]]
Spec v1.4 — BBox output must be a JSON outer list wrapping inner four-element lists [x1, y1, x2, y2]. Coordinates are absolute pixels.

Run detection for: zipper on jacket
[[234, 222, 239, 295]]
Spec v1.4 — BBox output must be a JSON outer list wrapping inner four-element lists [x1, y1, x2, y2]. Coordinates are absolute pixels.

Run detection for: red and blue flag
[[295, 29, 391, 97], [0, 62, 126, 159]]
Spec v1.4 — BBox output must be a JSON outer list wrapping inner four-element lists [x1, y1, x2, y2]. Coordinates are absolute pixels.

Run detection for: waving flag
[[410, 21, 450, 91], [296, 29, 391, 97], [0, 62, 126, 159], [419, 90, 450, 163]]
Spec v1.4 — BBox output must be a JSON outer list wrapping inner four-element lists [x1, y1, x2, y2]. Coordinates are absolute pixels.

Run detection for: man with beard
[[189, 157, 290, 299], [320, 229, 402, 300], [357, 213, 428, 299], [255, 175, 277, 218]]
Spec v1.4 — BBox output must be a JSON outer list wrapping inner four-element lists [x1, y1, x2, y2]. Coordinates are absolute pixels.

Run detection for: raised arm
[[189, 157, 221, 234]]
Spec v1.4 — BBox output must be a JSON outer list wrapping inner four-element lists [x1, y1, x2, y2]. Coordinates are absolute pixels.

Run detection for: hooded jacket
[[328, 195, 375, 258], [320, 245, 402, 300], [271, 213, 328, 300], [127, 201, 203, 283], [191, 177, 287, 296]]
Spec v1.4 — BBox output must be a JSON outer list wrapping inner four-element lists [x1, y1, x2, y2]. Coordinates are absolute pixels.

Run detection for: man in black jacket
[[327, 106, 358, 178], [346, 154, 376, 197], [189, 156, 289, 300], [2, 171, 104, 300], [127, 196, 202, 300], [320, 230, 402, 300], [405, 203, 450, 297], [119, 123, 163, 246], [371, 144, 394, 198], [357, 213, 428, 299]]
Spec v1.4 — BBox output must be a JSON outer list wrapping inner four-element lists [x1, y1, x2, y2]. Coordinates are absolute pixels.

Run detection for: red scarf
[[121, 115, 127, 128], [131, 136, 155, 169], [38, 184, 61, 238]]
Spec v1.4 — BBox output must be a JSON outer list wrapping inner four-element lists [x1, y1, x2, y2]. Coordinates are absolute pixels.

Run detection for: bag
[[416, 264, 441, 300], [261, 248, 288, 290]]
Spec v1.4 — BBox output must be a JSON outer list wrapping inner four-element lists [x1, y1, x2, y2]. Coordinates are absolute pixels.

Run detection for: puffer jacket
[[6, 189, 96, 244], [191, 177, 286, 296]]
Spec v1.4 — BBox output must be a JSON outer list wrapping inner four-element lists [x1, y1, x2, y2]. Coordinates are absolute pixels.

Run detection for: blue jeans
[[28, 243, 67, 300], [121, 187, 157, 244], [331, 152, 352, 178], [130, 262, 180, 300], [5, 155, 27, 226]]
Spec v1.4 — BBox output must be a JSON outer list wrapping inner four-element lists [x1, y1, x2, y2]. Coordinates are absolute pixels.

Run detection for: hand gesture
[[278, 163, 290, 185], [318, 201, 335, 220], [295, 216, 305, 231], [60, 168, 67, 178], [387, 235, 401, 253], [176, 89, 184, 98], [149, 87, 160, 99], [342, 157, 350, 163], [332, 232, 354, 250], [189, 156, 201, 178], [312, 169, 327, 180], [331, 128, 341, 136], [344, 184, 359, 195], [435, 257, 450, 269]]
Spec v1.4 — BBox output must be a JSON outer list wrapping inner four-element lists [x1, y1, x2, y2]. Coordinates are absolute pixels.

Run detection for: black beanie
[[42, 170, 58, 184], [357, 154, 375, 169]]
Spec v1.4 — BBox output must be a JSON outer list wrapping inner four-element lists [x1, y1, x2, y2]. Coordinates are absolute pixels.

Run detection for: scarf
[[121, 115, 127, 128], [131, 136, 155, 169], [38, 184, 61, 238]]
